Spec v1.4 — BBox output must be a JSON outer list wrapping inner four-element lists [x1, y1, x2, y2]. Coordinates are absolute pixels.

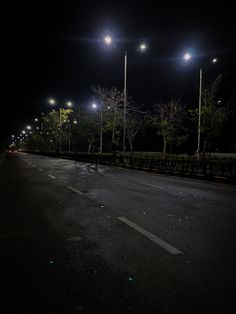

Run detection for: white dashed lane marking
[[48, 175, 56, 179], [137, 181, 164, 190], [117, 216, 183, 255], [67, 186, 85, 196]]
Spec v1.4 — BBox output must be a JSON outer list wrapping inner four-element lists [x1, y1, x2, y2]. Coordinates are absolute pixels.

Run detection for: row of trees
[[13, 75, 234, 156]]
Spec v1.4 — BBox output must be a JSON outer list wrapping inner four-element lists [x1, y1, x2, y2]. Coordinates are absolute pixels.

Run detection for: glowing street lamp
[[21, 130, 26, 135], [92, 102, 103, 153], [102, 35, 147, 160], [48, 98, 73, 152], [104, 35, 112, 45], [26, 125, 32, 130], [66, 101, 73, 108], [183, 52, 218, 156], [183, 52, 192, 61], [139, 43, 147, 51], [49, 98, 56, 105]]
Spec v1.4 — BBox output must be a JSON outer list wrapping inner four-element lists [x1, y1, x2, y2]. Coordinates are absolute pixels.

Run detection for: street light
[[183, 53, 192, 61], [104, 35, 112, 45], [103, 35, 147, 161], [48, 99, 73, 152], [49, 98, 56, 105], [91, 102, 103, 153], [26, 125, 32, 130], [183, 53, 218, 157], [139, 43, 147, 51], [66, 101, 73, 107]]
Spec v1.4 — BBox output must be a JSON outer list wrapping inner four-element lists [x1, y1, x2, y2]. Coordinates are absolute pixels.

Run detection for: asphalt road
[[1, 152, 236, 314]]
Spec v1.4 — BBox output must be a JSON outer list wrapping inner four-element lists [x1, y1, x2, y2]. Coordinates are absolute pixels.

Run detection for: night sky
[[1, 0, 235, 146]]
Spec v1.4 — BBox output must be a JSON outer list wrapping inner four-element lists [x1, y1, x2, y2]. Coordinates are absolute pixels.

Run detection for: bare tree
[[91, 85, 123, 151]]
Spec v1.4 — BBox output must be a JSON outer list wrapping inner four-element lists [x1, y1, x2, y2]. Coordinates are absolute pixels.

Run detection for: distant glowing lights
[[66, 101, 73, 107], [49, 98, 56, 105]]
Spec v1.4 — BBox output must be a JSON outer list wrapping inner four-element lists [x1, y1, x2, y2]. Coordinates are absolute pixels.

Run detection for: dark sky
[[1, 0, 235, 143]]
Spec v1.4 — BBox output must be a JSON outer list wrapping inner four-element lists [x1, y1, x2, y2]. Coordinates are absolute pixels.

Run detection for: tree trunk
[[112, 105, 117, 141], [129, 139, 133, 155], [88, 139, 92, 153], [163, 137, 167, 157]]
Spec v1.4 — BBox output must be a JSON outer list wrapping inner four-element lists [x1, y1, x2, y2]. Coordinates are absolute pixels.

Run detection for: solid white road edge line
[[117, 216, 183, 255]]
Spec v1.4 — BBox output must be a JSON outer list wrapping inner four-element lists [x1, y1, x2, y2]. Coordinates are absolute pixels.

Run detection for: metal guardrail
[[25, 151, 236, 184]]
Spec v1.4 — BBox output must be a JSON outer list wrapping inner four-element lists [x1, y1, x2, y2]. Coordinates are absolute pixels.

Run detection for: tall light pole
[[123, 50, 127, 161], [197, 67, 203, 157], [103, 36, 147, 161], [92, 102, 103, 153], [183, 53, 217, 157], [49, 99, 73, 153]]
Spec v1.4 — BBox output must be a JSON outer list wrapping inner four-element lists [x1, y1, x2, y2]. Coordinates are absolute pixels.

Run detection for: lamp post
[[49, 99, 73, 153], [123, 50, 127, 161], [92, 102, 103, 153], [183, 53, 217, 157], [197, 67, 203, 157], [103, 36, 147, 161]]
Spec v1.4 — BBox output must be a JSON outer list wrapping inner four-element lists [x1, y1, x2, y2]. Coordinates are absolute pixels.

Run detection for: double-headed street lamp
[[49, 99, 73, 152], [183, 53, 218, 157], [103, 36, 147, 161]]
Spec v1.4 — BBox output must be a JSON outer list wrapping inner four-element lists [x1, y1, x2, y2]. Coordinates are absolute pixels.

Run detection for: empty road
[[1, 152, 236, 313]]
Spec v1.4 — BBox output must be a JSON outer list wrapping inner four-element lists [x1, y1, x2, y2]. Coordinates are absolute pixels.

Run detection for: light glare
[[184, 53, 192, 61], [104, 36, 112, 45], [49, 99, 56, 105], [140, 43, 147, 51]]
